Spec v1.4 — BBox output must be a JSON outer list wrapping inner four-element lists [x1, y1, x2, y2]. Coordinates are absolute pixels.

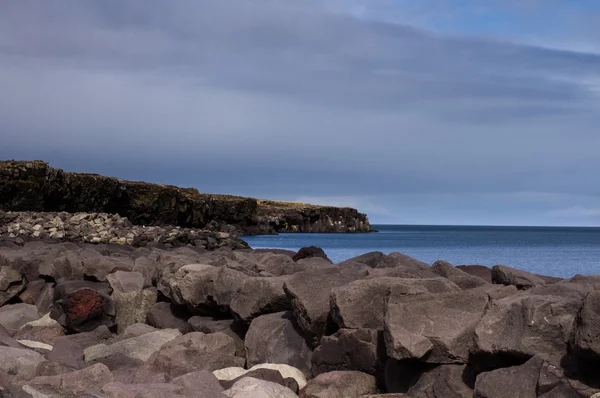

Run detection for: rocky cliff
[[0, 160, 373, 235]]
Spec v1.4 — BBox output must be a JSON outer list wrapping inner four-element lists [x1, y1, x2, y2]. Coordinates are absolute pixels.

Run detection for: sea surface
[[240, 224, 600, 278]]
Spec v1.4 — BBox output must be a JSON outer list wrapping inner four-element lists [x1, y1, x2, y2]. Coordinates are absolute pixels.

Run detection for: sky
[[1, 1, 600, 226]]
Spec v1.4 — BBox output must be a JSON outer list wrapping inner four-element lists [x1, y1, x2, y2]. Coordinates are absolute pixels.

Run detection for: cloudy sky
[[1, 1, 600, 226]]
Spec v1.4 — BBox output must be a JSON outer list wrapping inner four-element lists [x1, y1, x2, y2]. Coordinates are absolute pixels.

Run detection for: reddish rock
[[64, 288, 104, 327]]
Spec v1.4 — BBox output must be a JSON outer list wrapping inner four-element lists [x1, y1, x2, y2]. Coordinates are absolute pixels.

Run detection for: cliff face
[[0, 160, 373, 235]]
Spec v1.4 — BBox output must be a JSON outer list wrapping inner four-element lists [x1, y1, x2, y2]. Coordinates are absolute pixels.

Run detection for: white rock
[[21, 313, 58, 329], [213, 367, 248, 381], [249, 363, 307, 390], [223, 377, 298, 398], [17, 340, 53, 351]]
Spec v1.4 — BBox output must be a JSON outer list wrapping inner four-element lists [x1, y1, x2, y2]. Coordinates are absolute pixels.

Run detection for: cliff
[[0, 160, 373, 235]]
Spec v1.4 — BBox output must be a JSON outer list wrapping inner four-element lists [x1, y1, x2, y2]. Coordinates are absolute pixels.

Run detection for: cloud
[[1, 0, 600, 225]]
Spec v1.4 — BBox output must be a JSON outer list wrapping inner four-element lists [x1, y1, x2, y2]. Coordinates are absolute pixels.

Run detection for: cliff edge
[[0, 160, 373, 235]]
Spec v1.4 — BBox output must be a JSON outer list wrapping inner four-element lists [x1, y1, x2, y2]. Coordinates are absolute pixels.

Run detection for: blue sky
[[1, 1, 600, 226]]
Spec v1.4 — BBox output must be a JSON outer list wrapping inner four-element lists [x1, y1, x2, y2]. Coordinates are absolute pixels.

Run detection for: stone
[[0, 346, 46, 382], [116, 322, 157, 341], [570, 290, 600, 362], [224, 377, 298, 398], [431, 260, 488, 289], [473, 356, 543, 398], [57, 287, 115, 332], [138, 332, 245, 379], [38, 250, 84, 282], [0, 266, 25, 305], [406, 364, 475, 398], [13, 316, 65, 346], [47, 325, 113, 369], [146, 302, 193, 334], [101, 381, 218, 398], [0, 303, 40, 335], [171, 370, 225, 392], [312, 328, 384, 379], [342, 251, 430, 271], [456, 265, 493, 283], [35, 283, 55, 315], [220, 368, 299, 393], [330, 277, 460, 330], [213, 367, 249, 381], [245, 311, 313, 377], [292, 246, 331, 263], [112, 289, 157, 333], [384, 289, 488, 363], [25, 363, 114, 395], [81, 253, 134, 281], [106, 270, 145, 293], [473, 289, 583, 369], [491, 265, 546, 289], [249, 364, 307, 390], [300, 370, 377, 398], [188, 316, 234, 333], [283, 267, 367, 346], [35, 360, 77, 377], [84, 328, 181, 363], [230, 276, 291, 323]]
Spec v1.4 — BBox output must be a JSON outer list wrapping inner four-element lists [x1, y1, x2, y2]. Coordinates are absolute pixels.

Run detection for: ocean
[[240, 224, 600, 278]]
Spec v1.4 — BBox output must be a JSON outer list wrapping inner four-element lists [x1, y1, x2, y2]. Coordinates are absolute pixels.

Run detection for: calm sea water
[[240, 225, 600, 278]]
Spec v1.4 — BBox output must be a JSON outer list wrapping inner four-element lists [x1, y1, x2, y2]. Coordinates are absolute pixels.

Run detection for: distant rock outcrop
[[0, 160, 373, 235]]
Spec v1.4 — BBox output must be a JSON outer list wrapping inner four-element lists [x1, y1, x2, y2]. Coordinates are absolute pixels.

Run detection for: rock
[[89, 353, 145, 384], [0, 304, 40, 335], [406, 364, 475, 398], [245, 311, 312, 377], [342, 251, 429, 271], [171, 370, 225, 392], [300, 370, 377, 398], [106, 271, 145, 293], [431, 260, 488, 289], [112, 289, 157, 333], [38, 250, 84, 282], [292, 246, 331, 263], [283, 267, 367, 346], [13, 314, 64, 346], [220, 368, 299, 393], [491, 265, 546, 289], [0, 323, 22, 348], [18, 280, 46, 305], [114, 322, 157, 341], [248, 364, 307, 390], [0, 266, 25, 305], [213, 367, 249, 381], [570, 289, 600, 361], [456, 265, 493, 283], [35, 360, 77, 377], [230, 276, 291, 323], [146, 302, 193, 334], [25, 363, 114, 395], [330, 277, 460, 330], [473, 288, 584, 369], [138, 332, 245, 379], [384, 289, 488, 363], [224, 377, 298, 398], [84, 328, 181, 363], [187, 316, 245, 357], [81, 252, 134, 281], [47, 325, 113, 369], [312, 328, 385, 380], [35, 283, 55, 315], [159, 264, 248, 313], [473, 356, 543, 398], [0, 346, 46, 382], [56, 287, 115, 332], [101, 381, 218, 398]]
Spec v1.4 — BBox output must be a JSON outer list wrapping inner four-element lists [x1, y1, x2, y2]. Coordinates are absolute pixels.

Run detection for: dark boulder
[[473, 356, 543, 398], [491, 265, 546, 289], [292, 246, 331, 263], [431, 260, 488, 289]]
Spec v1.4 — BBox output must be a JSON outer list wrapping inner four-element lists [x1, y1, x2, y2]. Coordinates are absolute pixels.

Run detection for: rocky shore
[[1, 237, 600, 397], [0, 160, 373, 235]]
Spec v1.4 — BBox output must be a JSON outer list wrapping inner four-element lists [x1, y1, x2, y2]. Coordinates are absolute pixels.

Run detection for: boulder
[[292, 246, 331, 263], [146, 302, 193, 334], [223, 377, 298, 398], [330, 277, 460, 330], [138, 332, 245, 379], [18, 279, 46, 305], [25, 363, 114, 395], [0, 346, 46, 382], [0, 303, 40, 335], [81, 252, 134, 281], [53, 287, 115, 332], [230, 276, 291, 323], [112, 289, 157, 333], [406, 364, 474, 398], [35, 283, 55, 315], [47, 325, 113, 369], [13, 314, 65, 346], [84, 328, 181, 363], [456, 265, 493, 283], [106, 270, 145, 293], [431, 260, 488, 289], [385, 289, 488, 363], [249, 364, 307, 390], [283, 267, 367, 346], [38, 250, 84, 282], [101, 381, 220, 398], [171, 370, 225, 392], [570, 290, 600, 362], [187, 316, 245, 357], [300, 370, 377, 398], [132, 256, 159, 288], [491, 265, 546, 289], [473, 356, 543, 398], [341, 251, 429, 271], [245, 311, 313, 377], [158, 264, 248, 313], [473, 288, 584, 369], [220, 368, 299, 393], [0, 266, 25, 305], [312, 328, 385, 379]]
